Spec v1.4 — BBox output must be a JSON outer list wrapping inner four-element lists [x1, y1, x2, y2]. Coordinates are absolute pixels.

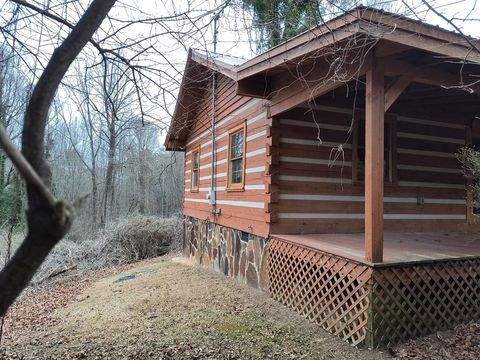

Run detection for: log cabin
[[165, 6, 480, 348]]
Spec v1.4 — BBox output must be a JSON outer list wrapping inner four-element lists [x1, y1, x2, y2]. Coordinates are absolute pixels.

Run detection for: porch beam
[[269, 59, 368, 117], [384, 59, 480, 94], [365, 53, 384, 263], [385, 75, 412, 111]]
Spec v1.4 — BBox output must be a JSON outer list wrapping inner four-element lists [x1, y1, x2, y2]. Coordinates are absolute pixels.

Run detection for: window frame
[[190, 146, 200, 192], [226, 122, 247, 191], [352, 117, 395, 184]]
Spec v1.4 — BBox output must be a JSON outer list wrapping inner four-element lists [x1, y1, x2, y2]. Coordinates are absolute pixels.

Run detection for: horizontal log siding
[[271, 105, 467, 234], [183, 74, 269, 237]]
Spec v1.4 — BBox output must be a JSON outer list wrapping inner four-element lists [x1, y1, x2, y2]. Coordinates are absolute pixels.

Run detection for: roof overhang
[[165, 6, 480, 150]]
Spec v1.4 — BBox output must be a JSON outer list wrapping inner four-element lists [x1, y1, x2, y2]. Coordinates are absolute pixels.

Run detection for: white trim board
[[397, 148, 457, 159], [397, 164, 462, 174], [198, 166, 265, 180], [300, 104, 466, 130], [279, 194, 465, 205], [280, 156, 352, 167], [397, 115, 466, 130], [279, 175, 352, 184], [277, 213, 466, 220], [398, 181, 465, 189], [397, 132, 464, 145], [184, 197, 264, 209], [197, 184, 265, 192], [280, 137, 352, 149], [279, 118, 351, 132]]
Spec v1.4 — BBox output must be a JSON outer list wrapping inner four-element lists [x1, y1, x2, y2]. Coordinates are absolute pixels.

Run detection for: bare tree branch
[[0, 125, 55, 206], [0, 0, 117, 317]]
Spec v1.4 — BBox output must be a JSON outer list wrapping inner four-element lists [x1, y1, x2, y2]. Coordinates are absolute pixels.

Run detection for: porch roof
[[165, 5, 480, 151]]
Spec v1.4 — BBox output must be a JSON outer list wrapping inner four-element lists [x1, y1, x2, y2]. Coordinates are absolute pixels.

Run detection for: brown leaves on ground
[[0, 256, 386, 360], [391, 322, 480, 360], [0, 255, 478, 359], [1, 263, 135, 341]]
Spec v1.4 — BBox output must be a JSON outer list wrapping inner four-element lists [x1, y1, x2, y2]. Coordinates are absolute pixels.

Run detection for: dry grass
[[1, 256, 389, 360]]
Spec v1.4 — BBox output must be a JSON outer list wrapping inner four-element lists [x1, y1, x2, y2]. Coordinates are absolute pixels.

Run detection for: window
[[357, 120, 391, 182], [190, 148, 200, 191], [227, 123, 246, 190]]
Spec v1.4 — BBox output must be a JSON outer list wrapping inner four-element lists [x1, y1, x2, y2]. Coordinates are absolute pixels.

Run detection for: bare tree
[[0, 0, 117, 317]]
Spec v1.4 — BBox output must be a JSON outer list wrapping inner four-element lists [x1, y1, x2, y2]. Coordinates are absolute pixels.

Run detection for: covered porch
[[261, 50, 480, 345], [232, 7, 480, 348]]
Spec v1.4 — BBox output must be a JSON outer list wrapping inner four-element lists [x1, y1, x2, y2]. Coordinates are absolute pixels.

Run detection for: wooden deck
[[271, 232, 480, 265]]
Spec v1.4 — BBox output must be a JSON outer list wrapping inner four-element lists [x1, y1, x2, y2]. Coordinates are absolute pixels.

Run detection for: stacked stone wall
[[184, 216, 268, 289]]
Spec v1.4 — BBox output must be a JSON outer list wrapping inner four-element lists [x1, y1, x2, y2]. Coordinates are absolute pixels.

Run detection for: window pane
[[230, 158, 243, 184], [230, 131, 244, 158], [192, 170, 198, 188], [193, 152, 199, 168]]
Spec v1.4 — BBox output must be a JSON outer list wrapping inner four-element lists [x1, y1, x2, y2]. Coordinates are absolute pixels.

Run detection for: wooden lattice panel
[[370, 259, 480, 347], [267, 238, 373, 346]]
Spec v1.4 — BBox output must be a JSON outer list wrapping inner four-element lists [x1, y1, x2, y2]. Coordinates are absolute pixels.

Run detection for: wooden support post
[[365, 53, 384, 263]]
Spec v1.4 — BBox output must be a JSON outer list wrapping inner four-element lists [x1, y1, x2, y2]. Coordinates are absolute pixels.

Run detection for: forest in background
[[0, 50, 185, 292], [0, 0, 479, 322]]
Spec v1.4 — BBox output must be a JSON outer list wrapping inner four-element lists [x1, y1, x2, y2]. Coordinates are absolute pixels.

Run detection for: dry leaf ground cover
[[0, 255, 389, 360], [0, 255, 478, 359]]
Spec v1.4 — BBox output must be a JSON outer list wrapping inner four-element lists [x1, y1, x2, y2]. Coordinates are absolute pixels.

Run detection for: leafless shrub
[[104, 215, 183, 263], [32, 215, 183, 284]]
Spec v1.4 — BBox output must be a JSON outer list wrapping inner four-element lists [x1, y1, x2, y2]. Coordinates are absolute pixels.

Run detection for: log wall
[[270, 104, 468, 234], [183, 74, 270, 237]]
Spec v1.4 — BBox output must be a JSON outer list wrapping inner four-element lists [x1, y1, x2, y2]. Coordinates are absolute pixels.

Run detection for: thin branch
[[0, 125, 56, 207]]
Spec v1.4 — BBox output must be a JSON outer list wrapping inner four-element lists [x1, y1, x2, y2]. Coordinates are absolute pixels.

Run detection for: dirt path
[[0, 256, 390, 360]]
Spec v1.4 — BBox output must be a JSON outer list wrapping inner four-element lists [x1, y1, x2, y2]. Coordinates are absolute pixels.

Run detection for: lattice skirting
[[267, 237, 480, 348], [267, 238, 373, 346], [369, 259, 480, 348]]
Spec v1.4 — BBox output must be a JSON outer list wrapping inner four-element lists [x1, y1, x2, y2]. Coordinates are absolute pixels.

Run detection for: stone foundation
[[184, 216, 268, 289]]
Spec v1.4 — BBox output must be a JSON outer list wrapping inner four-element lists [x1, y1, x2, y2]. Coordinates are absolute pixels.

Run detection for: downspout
[[208, 14, 219, 210]]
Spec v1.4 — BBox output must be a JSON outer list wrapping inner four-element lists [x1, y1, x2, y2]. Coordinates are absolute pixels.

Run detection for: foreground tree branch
[[0, 126, 56, 206], [0, 0, 117, 317]]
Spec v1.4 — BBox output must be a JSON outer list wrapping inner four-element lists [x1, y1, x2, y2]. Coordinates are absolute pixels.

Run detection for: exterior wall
[[184, 216, 268, 289], [271, 103, 468, 234], [183, 74, 270, 237]]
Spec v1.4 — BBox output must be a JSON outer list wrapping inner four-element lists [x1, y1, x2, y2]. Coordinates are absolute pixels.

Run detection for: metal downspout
[[209, 14, 219, 210]]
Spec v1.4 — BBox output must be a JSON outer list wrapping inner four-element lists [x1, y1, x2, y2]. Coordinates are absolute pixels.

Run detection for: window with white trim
[[227, 123, 246, 190]]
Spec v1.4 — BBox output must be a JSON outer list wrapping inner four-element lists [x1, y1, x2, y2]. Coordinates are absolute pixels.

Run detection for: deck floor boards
[[271, 232, 480, 264]]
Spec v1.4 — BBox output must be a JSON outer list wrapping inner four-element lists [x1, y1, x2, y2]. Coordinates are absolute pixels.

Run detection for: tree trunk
[[103, 132, 116, 225], [91, 168, 98, 224]]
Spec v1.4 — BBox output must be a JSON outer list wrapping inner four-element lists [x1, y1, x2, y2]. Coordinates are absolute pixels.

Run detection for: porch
[[271, 231, 480, 265], [266, 232, 480, 348]]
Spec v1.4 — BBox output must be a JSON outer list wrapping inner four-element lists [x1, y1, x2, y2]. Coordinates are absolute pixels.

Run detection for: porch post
[[365, 53, 384, 263]]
